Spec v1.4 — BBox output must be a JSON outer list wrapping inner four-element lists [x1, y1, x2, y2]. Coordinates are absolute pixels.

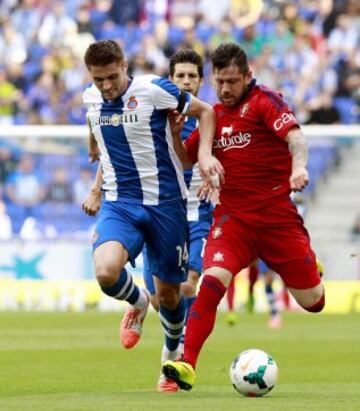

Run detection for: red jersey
[[185, 80, 299, 212]]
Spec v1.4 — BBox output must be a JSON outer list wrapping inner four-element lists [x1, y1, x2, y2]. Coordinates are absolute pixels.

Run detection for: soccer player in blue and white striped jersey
[[82, 40, 221, 389], [141, 49, 215, 392]]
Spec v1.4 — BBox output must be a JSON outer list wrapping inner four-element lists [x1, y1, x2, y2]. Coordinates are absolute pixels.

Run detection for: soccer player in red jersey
[[163, 42, 325, 391]]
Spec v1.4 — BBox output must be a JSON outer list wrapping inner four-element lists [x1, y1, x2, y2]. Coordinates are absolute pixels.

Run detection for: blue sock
[[159, 296, 186, 352], [101, 268, 140, 305], [265, 284, 277, 316]]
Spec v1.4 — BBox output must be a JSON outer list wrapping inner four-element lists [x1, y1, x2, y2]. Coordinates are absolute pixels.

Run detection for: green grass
[[0, 312, 360, 411]]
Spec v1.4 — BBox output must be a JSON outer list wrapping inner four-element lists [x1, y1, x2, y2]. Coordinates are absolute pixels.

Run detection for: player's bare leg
[[149, 291, 160, 312], [94, 241, 150, 349], [288, 282, 325, 312]]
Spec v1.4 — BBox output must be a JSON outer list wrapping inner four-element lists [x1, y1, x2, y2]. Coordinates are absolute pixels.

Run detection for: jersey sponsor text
[[273, 112, 296, 131]]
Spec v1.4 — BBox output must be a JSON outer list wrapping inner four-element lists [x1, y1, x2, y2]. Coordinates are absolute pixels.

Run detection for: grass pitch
[[0, 311, 359, 411]]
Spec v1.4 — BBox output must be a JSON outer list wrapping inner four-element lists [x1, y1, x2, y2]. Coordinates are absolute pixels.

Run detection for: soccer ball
[[229, 349, 278, 397]]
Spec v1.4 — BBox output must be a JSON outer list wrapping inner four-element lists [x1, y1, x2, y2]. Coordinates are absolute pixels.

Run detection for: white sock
[[161, 344, 179, 363], [132, 288, 149, 309]]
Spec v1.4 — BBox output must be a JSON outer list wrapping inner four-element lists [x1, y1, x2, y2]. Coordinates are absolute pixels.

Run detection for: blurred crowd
[[0, 0, 359, 126], [0, 0, 359, 240], [0, 149, 96, 239]]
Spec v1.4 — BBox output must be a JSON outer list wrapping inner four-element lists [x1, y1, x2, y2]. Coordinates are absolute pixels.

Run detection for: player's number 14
[[176, 244, 189, 267]]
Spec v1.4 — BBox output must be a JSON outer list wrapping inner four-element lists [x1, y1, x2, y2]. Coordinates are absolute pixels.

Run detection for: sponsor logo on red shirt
[[273, 112, 296, 131], [214, 126, 251, 151]]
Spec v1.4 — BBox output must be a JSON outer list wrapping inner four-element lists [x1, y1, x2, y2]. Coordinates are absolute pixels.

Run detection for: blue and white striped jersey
[[83, 74, 191, 205], [181, 117, 214, 222]]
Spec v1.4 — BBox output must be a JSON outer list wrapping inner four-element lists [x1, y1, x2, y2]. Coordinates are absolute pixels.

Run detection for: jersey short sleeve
[[150, 77, 192, 114], [258, 87, 299, 139], [82, 83, 102, 106], [82, 83, 103, 121], [184, 129, 200, 164]]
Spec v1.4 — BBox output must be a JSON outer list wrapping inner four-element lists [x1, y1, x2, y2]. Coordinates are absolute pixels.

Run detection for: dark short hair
[[169, 49, 204, 78], [84, 40, 124, 67], [210, 43, 249, 75]]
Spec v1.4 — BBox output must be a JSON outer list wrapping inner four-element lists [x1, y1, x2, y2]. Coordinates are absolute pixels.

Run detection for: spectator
[[351, 213, 360, 237], [109, 0, 142, 25], [306, 92, 341, 124], [46, 166, 73, 203], [140, 34, 169, 75], [0, 20, 27, 65], [197, 0, 230, 27], [5, 154, 45, 213], [75, 4, 95, 34], [0, 68, 21, 125], [178, 27, 206, 60], [0, 146, 18, 185], [0, 199, 12, 240], [328, 14, 358, 61], [208, 17, 237, 52], [230, 0, 264, 29], [0, 0, 358, 127], [73, 167, 94, 206], [240, 24, 266, 59], [128, 52, 155, 77], [38, 1, 77, 47], [10, 0, 42, 46]]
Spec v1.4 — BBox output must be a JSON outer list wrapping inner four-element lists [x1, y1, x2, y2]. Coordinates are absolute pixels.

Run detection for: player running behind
[[162, 42, 325, 391], [81, 40, 222, 387]]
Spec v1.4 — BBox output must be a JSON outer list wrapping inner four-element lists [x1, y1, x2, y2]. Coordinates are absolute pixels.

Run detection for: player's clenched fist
[[198, 154, 225, 189], [82, 190, 101, 216], [290, 167, 309, 192]]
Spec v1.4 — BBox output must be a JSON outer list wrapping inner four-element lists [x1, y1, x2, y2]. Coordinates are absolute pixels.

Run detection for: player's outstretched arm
[[186, 96, 225, 188], [286, 127, 309, 192], [82, 162, 102, 216]]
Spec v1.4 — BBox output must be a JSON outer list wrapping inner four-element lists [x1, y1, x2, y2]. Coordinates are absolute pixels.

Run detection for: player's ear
[[246, 70, 253, 82], [122, 59, 128, 73], [199, 77, 204, 87]]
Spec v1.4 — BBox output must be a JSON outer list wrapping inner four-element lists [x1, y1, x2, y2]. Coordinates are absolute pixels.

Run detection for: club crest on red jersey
[[127, 96, 138, 109], [212, 226, 222, 239], [240, 103, 249, 117]]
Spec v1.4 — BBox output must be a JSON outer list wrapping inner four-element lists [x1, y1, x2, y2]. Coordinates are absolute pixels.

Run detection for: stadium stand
[[0, 0, 359, 239]]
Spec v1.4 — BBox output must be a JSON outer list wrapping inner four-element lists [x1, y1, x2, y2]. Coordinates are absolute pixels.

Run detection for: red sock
[[282, 287, 290, 309], [183, 275, 226, 368], [226, 277, 235, 311], [305, 292, 325, 313]]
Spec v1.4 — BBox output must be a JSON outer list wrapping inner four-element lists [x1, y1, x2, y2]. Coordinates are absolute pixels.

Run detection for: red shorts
[[203, 199, 321, 289]]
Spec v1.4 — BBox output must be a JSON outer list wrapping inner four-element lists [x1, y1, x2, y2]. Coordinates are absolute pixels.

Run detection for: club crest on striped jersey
[[127, 95, 138, 109]]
